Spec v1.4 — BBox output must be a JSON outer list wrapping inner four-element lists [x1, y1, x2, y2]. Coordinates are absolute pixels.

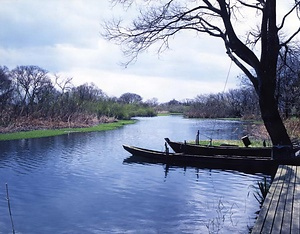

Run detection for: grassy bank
[[189, 139, 267, 147], [0, 120, 136, 141]]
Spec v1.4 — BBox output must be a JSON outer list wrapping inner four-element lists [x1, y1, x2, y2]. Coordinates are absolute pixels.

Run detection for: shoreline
[[0, 120, 136, 141]]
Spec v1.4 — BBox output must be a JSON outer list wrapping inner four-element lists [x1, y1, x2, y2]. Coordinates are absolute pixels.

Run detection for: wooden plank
[[291, 166, 300, 234], [251, 165, 283, 233], [263, 165, 290, 233], [252, 165, 300, 234], [281, 165, 296, 233], [251, 165, 285, 233]]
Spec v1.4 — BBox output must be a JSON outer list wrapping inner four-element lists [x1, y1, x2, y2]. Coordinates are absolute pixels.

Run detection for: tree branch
[[237, 0, 263, 11], [217, 0, 260, 70], [224, 38, 259, 91], [103, 2, 227, 64], [280, 27, 300, 47], [278, 1, 300, 30]]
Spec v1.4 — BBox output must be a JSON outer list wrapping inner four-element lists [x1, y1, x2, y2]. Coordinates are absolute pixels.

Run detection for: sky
[[0, 0, 298, 103]]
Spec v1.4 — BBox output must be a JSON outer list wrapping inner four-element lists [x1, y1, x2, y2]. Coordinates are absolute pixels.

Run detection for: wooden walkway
[[252, 164, 300, 234]]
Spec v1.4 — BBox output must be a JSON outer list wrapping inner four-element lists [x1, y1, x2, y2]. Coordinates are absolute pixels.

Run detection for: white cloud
[[57, 67, 238, 102], [0, 0, 240, 102], [0, 0, 298, 102], [0, 0, 107, 48]]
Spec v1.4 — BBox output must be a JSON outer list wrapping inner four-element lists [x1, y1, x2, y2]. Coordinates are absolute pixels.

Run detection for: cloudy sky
[[0, 1, 298, 102]]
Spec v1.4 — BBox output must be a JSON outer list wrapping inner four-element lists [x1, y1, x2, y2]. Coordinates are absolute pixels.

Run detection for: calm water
[[0, 116, 272, 233]]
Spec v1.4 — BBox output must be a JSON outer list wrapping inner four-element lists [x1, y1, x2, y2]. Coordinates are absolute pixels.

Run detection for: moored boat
[[123, 144, 300, 169], [165, 138, 272, 157]]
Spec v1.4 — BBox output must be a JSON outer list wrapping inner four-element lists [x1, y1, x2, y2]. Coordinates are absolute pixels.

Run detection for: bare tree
[[277, 46, 300, 118], [11, 65, 50, 116], [145, 97, 159, 107], [0, 66, 14, 125], [119, 92, 142, 104], [54, 74, 73, 94], [103, 0, 300, 146], [0, 66, 13, 109]]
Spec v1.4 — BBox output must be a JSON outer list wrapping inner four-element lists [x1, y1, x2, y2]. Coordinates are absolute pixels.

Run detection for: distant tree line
[[184, 48, 300, 119], [1, 47, 299, 130], [0, 65, 156, 129], [184, 85, 260, 119], [155, 99, 191, 114]]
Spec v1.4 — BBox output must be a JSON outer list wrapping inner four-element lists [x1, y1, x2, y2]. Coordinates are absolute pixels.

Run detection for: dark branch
[[280, 27, 300, 47], [278, 1, 300, 30], [237, 0, 263, 11], [217, 0, 260, 70]]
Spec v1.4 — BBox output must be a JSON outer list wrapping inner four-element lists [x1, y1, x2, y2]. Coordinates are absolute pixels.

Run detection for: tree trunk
[[258, 83, 292, 146], [256, 0, 292, 148]]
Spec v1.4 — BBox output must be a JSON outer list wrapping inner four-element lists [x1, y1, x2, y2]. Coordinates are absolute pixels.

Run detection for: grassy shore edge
[[0, 120, 136, 141], [191, 139, 268, 147]]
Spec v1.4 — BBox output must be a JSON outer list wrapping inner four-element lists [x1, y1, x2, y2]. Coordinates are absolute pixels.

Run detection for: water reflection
[[123, 155, 277, 176], [0, 116, 271, 233], [120, 160, 268, 233]]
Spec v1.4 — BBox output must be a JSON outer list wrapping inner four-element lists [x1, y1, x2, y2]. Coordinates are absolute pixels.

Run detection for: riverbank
[[249, 118, 300, 140], [0, 120, 136, 141]]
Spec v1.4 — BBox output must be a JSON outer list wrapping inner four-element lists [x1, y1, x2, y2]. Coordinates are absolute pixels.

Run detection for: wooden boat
[[164, 138, 272, 157], [123, 145, 300, 169]]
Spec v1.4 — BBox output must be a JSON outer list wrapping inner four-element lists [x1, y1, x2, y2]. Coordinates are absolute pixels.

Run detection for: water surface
[[0, 116, 272, 233]]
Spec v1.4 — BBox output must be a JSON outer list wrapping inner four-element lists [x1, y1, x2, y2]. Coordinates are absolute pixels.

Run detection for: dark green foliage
[[94, 101, 155, 120]]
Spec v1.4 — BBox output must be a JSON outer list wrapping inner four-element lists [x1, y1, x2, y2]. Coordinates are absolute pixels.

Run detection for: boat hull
[[123, 144, 300, 170], [165, 138, 272, 157]]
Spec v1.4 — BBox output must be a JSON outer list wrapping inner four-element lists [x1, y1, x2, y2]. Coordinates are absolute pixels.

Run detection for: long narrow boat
[[123, 145, 300, 169], [165, 138, 272, 157]]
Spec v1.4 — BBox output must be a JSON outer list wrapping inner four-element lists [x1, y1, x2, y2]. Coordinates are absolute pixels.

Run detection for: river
[[0, 115, 272, 233]]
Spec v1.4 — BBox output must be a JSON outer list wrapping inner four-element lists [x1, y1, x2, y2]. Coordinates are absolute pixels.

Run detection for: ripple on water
[[0, 116, 272, 233]]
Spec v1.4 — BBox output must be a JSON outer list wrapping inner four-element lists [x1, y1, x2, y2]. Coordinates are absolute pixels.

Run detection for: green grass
[[157, 112, 183, 116], [0, 120, 136, 141], [191, 139, 268, 147], [156, 113, 169, 116], [217, 117, 241, 121]]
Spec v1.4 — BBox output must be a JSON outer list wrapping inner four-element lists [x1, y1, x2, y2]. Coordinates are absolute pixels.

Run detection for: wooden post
[[165, 142, 169, 155], [196, 130, 199, 145], [6, 183, 15, 234]]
